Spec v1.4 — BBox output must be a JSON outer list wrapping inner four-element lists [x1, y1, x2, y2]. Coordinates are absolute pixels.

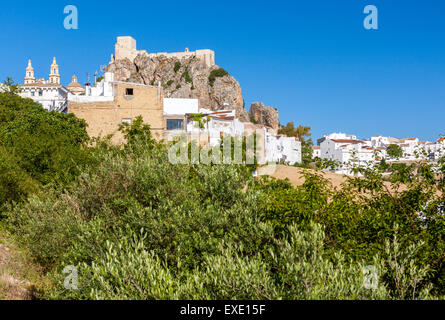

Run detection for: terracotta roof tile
[[331, 139, 364, 144]]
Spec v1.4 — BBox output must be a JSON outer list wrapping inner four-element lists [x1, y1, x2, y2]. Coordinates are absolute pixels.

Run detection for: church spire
[[49, 57, 60, 84], [24, 59, 35, 84]]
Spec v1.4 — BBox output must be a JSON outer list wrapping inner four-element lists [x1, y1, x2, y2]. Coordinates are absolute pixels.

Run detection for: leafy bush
[[0, 89, 92, 209]]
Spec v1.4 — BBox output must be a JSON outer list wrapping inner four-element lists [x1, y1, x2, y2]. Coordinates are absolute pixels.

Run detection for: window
[[125, 88, 134, 96], [31, 92, 35, 96], [167, 119, 184, 130], [38, 91, 43, 96]]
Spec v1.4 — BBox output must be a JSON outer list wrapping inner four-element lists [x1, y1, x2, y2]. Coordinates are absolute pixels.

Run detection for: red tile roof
[[331, 139, 364, 144]]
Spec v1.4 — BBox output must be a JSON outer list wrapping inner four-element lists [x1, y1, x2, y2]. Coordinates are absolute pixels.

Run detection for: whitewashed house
[[164, 99, 301, 165], [317, 132, 357, 145], [68, 72, 116, 103], [320, 138, 376, 175], [370, 135, 391, 148], [265, 134, 302, 165], [186, 108, 245, 146], [398, 138, 419, 160], [163, 98, 199, 140], [312, 146, 321, 159], [435, 138, 445, 159], [415, 141, 437, 160]]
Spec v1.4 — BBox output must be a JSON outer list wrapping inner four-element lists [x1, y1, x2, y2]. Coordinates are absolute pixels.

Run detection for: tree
[[387, 144, 403, 159], [2, 77, 19, 94], [278, 122, 311, 142], [301, 138, 314, 165], [0, 85, 92, 207], [119, 115, 156, 153]]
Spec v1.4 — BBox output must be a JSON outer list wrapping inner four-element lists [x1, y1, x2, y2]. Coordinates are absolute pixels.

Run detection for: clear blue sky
[[1, 0, 444, 141]]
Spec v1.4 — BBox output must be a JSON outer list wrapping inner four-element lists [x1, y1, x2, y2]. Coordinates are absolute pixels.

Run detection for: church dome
[[67, 75, 85, 94]]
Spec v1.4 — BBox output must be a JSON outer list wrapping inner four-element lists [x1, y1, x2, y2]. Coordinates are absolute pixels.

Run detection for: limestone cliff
[[249, 102, 279, 131], [107, 54, 249, 121]]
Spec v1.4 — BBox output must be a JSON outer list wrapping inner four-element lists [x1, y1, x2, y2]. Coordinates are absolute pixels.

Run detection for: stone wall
[[114, 36, 215, 68]]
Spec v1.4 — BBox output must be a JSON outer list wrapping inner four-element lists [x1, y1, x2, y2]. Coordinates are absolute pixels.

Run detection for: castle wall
[[114, 36, 215, 67]]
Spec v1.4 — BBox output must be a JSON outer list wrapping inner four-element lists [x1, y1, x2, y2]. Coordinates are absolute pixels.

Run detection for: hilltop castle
[[111, 36, 215, 68]]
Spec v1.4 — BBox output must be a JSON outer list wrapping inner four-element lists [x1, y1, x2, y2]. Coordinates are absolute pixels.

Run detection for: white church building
[[18, 58, 85, 112]]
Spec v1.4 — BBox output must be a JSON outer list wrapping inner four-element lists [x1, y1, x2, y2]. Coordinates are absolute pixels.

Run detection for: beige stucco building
[[68, 78, 164, 144]]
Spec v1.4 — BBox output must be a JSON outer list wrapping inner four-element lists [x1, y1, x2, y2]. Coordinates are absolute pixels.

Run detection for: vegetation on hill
[[0, 84, 444, 300], [0, 82, 92, 210], [208, 68, 228, 87]]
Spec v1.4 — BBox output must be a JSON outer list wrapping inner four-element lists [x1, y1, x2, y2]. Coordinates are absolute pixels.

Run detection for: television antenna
[[85, 72, 91, 86]]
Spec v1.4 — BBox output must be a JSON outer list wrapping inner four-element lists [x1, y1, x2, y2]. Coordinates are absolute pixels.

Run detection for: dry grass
[[265, 165, 348, 188], [261, 164, 443, 197], [0, 233, 42, 300]]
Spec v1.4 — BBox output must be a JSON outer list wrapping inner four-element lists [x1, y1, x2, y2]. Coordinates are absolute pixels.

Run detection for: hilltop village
[[10, 36, 445, 175], [312, 133, 445, 175], [15, 36, 301, 166]]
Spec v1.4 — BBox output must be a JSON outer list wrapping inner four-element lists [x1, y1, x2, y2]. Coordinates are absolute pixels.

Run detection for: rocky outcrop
[[107, 54, 249, 121], [249, 102, 279, 130], [108, 58, 137, 82]]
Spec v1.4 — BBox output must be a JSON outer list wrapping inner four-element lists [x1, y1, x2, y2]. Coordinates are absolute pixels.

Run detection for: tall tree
[[279, 122, 312, 142], [386, 144, 403, 159]]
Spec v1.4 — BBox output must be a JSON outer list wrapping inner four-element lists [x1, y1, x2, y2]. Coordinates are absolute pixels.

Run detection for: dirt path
[[0, 235, 35, 300]]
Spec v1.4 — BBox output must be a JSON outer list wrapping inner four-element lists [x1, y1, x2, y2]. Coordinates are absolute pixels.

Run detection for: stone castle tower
[[49, 57, 60, 84], [24, 60, 35, 84], [112, 36, 215, 68]]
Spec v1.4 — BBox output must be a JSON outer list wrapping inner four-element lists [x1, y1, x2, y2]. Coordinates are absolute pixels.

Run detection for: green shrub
[[209, 68, 229, 86], [174, 62, 181, 73], [181, 68, 192, 83], [0, 90, 92, 208], [164, 80, 174, 87]]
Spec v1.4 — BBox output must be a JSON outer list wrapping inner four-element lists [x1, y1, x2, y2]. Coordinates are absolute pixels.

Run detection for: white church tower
[[24, 60, 35, 84], [49, 57, 60, 84]]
